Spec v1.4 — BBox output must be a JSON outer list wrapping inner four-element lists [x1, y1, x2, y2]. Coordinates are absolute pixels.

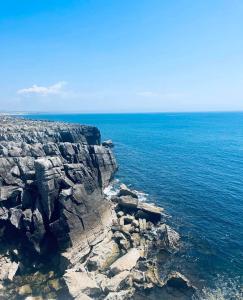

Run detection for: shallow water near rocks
[[24, 112, 243, 299]]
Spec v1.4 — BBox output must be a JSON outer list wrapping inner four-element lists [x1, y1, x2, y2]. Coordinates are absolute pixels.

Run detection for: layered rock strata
[[0, 116, 117, 272]]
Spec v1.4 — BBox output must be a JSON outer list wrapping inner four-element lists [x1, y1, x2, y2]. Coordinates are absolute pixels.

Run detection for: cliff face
[[0, 116, 117, 269]]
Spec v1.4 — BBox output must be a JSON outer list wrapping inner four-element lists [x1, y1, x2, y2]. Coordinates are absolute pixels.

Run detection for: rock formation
[[0, 116, 117, 269], [0, 116, 195, 300]]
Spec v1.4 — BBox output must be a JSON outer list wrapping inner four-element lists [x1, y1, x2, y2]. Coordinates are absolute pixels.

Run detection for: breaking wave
[[104, 179, 149, 203]]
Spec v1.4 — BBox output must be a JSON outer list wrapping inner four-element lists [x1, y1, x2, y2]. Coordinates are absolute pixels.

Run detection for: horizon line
[[1, 109, 243, 115]]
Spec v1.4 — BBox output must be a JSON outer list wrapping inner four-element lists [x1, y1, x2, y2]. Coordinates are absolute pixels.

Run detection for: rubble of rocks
[[62, 184, 196, 300]]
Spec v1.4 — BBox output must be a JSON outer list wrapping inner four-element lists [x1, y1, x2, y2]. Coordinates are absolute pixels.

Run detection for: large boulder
[[63, 270, 101, 298], [117, 184, 138, 199], [109, 248, 141, 275]]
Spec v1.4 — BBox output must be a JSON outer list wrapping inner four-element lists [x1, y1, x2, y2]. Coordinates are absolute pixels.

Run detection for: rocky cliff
[[0, 116, 195, 300], [0, 116, 117, 272]]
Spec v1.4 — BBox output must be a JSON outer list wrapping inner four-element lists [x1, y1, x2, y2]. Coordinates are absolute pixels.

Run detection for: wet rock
[[48, 278, 62, 291], [162, 272, 196, 298], [118, 184, 138, 199], [102, 140, 114, 148], [158, 224, 180, 250], [137, 202, 163, 223], [18, 284, 32, 296]]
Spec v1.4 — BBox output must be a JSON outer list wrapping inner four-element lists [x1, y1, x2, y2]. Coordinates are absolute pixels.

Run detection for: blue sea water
[[24, 112, 243, 299]]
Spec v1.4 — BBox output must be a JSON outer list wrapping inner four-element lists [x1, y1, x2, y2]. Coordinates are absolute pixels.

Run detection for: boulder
[[64, 270, 101, 298], [87, 238, 120, 271], [137, 202, 163, 223], [159, 224, 180, 249], [103, 271, 130, 293], [118, 196, 138, 210], [117, 184, 138, 199], [109, 248, 141, 275]]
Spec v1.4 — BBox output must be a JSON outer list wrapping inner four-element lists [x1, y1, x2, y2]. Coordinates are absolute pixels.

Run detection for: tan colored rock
[[18, 284, 32, 296], [76, 293, 93, 300], [49, 278, 61, 291], [109, 248, 141, 275], [104, 289, 135, 300], [87, 237, 120, 271], [64, 270, 101, 298], [104, 271, 130, 293], [0, 256, 19, 281]]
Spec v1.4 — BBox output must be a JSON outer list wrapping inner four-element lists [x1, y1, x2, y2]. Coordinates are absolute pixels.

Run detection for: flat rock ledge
[[0, 117, 195, 299]]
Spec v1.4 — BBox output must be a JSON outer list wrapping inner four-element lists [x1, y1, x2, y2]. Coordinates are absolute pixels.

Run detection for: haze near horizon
[[1, 0, 243, 113]]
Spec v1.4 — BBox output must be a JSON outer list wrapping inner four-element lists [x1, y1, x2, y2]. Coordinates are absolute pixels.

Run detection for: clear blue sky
[[1, 0, 243, 113]]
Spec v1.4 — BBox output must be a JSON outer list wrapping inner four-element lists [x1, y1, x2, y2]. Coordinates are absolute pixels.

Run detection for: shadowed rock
[[0, 116, 117, 273]]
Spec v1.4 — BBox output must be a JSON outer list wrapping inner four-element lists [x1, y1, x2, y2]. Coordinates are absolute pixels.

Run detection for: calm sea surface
[[24, 112, 243, 299]]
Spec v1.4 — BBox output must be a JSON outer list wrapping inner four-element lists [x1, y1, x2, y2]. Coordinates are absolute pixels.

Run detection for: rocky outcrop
[[0, 116, 117, 275], [0, 116, 195, 300]]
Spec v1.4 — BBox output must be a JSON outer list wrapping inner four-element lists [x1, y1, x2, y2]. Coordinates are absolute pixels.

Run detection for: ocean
[[24, 112, 243, 299]]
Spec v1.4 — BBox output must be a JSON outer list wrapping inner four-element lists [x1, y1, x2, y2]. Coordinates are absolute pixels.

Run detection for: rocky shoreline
[[0, 116, 195, 299]]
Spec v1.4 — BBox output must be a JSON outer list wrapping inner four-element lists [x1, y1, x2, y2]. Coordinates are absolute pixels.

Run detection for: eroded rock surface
[[0, 116, 117, 275]]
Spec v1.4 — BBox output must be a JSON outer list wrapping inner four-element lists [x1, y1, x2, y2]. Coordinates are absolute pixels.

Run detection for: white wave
[[135, 190, 149, 202], [103, 179, 120, 199], [104, 179, 150, 203]]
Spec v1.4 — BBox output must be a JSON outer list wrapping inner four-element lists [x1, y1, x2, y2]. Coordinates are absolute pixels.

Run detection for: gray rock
[[118, 196, 138, 209], [117, 184, 138, 199], [102, 139, 114, 148], [0, 116, 118, 268]]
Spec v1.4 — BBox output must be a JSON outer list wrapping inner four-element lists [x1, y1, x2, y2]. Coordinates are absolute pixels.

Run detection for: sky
[[0, 0, 243, 113]]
